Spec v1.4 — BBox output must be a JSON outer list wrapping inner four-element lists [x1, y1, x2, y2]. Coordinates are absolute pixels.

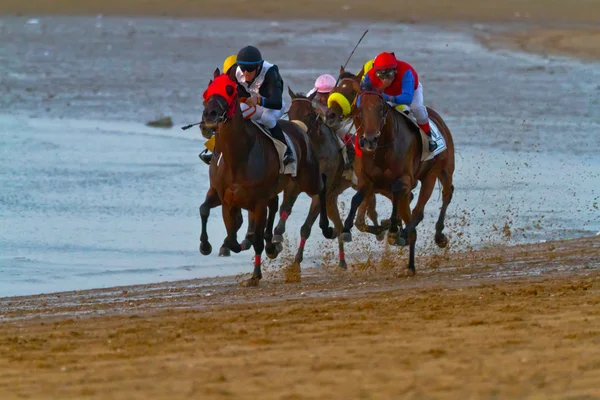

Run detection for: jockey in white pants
[[235, 45, 293, 165]]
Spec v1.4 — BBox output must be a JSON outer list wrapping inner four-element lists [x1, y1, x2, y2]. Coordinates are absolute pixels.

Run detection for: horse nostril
[[209, 110, 218, 118]]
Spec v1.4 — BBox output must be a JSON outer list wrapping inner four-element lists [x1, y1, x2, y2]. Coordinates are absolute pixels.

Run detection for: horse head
[[356, 89, 389, 152], [325, 67, 361, 128], [202, 71, 238, 130]]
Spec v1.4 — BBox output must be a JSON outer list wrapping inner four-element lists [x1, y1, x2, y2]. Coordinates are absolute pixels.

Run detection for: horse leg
[[265, 196, 283, 259], [292, 196, 321, 272], [241, 203, 268, 287], [411, 173, 438, 230], [317, 173, 335, 240], [219, 208, 244, 257], [326, 195, 348, 270], [387, 182, 402, 246], [396, 177, 417, 275], [241, 211, 255, 251], [435, 170, 455, 248], [273, 185, 300, 243], [199, 187, 221, 255], [342, 188, 368, 242], [220, 204, 242, 256]]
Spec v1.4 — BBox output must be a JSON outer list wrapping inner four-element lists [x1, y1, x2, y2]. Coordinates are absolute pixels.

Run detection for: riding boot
[[199, 150, 213, 165], [269, 124, 295, 165], [419, 122, 437, 152]]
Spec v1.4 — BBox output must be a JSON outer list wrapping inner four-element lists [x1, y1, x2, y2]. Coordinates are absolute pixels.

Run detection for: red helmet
[[373, 52, 397, 71]]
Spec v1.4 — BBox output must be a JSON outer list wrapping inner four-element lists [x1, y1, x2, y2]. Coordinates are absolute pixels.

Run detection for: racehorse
[[287, 88, 382, 271], [327, 68, 455, 274], [201, 69, 334, 285]]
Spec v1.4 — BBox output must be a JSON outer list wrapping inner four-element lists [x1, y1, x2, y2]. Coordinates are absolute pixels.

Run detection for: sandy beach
[[1, 237, 599, 399], [1, 1, 599, 398]]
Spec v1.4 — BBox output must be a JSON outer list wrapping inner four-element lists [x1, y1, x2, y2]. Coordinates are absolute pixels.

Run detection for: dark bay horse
[[287, 88, 381, 271], [201, 69, 334, 285], [198, 65, 258, 257], [328, 72, 455, 274]]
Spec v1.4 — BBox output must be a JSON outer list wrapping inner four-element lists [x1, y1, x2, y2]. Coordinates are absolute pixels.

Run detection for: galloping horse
[[287, 88, 381, 271], [201, 69, 334, 285], [198, 65, 258, 257], [329, 71, 455, 274]]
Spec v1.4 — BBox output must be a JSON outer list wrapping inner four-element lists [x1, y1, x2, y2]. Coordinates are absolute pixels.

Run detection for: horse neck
[[215, 105, 253, 169]]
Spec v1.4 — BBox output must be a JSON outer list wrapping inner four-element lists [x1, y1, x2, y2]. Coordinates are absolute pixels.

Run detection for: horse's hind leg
[[273, 184, 300, 243], [265, 196, 283, 259], [241, 212, 255, 251], [326, 195, 348, 270], [435, 170, 454, 248], [220, 204, 242, 256], [411, 173, 438, 230], [241, 204, 268, 287], [199, 187, 221, 255], [292, 196, 320, 269]]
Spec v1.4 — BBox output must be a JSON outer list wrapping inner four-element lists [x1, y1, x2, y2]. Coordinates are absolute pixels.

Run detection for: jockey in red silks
[[363, 52, 437, 152]]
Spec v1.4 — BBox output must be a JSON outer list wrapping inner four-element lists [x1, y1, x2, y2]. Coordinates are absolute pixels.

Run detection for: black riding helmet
[[237, 46, 263, 72]]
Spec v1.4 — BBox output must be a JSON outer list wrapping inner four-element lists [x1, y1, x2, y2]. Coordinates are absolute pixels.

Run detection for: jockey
[[307, 74, 354, 171], [235, 45, 294, 165], [363, 52, 437, 152], [199, 55, 238, 165], [307, 73, 337, 113]]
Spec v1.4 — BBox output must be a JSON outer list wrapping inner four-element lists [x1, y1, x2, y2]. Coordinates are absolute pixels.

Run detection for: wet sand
[[2, 0, 600, 60], [1, 237, 599, 399]]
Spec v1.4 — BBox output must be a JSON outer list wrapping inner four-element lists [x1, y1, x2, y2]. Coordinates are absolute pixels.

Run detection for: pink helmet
[[314, 74, 336, 93]]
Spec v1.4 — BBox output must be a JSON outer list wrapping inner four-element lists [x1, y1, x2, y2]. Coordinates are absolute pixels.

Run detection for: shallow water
[[0, 16, 599, 297]]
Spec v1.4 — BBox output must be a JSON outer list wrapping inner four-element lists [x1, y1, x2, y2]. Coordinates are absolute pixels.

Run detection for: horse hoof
[[342, 232, 352, 242], [376, 231, 386, 242], [380, 219, 391, 229], [219, 247, 231, 257], [322, 227, 336, 240], [241, 239, 252, 251], [387, 232, 397, 246], [239, 276, 260, 287], [273, 234, 284, 244], [339, 259, 348, 270], [199, 241, 212, 256], [266, 243, 282, 260], [396, 236, 406, 246], [407, 268, 416, 277], [435, 233, 449, 248], [284, 263, 301, 284]]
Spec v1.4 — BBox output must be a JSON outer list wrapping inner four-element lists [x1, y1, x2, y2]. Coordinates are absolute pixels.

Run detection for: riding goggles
[[375, 68, 396, 79]]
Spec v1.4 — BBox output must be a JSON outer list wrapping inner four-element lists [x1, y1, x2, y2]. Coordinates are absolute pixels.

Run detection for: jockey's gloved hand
[[382, 93, 392, 102]]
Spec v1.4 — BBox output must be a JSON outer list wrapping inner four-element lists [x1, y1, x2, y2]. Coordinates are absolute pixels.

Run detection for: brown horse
[[198, 65, 258, 257], [201, 69, 334, 285], [334, 76, 455, 275], [287, 88, 382, 271]]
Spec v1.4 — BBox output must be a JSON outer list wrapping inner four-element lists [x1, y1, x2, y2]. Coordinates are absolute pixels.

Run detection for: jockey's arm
[[382, 70, 415, 106], [258, 67, 284, 110]]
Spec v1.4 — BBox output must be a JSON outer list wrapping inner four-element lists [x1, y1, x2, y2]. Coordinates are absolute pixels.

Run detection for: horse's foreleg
[[199, 187, 221, 255], [265, 196, 282, 259], [273, 185, 300, 243], [220, 204, 242, 257], [396, 178, 417, 275], [326, 196, 347, 270], [293, 197, 321, 267], [435, 170, 454, 248], [387, 183, 402, 246]]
